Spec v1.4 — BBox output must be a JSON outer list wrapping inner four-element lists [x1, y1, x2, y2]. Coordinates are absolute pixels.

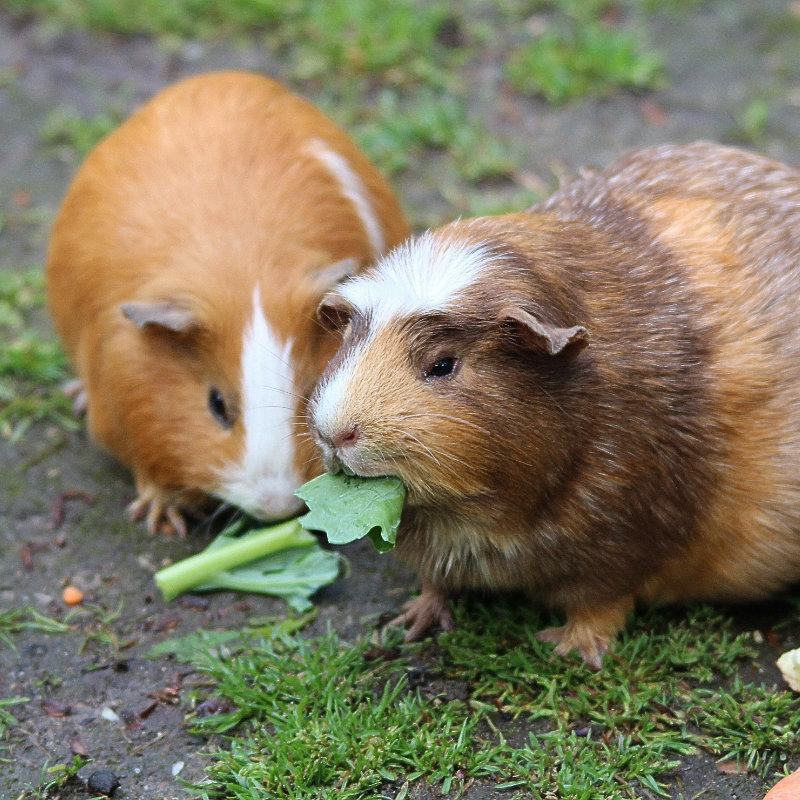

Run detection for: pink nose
[[333, 425, 360, 449]]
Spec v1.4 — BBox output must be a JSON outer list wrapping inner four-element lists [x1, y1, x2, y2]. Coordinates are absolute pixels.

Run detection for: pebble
[[87, 769, 120, 796]]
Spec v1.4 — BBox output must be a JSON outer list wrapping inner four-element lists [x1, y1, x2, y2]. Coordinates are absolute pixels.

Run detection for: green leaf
[[145, 610, 318, 661], [196, 545, 341, 612], [154, 518, 340, 608], [295, 473, 406, 552]]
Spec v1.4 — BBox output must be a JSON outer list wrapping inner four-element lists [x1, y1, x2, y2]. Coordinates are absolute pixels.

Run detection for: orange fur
[[46, 71, 409, 533]]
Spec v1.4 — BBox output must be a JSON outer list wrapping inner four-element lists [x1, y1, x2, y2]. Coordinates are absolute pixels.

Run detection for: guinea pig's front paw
[[388, 580, 455, 642], [63, 378, 88, 416], [535, 597, 634, 670], [127, 483, 190, 537]]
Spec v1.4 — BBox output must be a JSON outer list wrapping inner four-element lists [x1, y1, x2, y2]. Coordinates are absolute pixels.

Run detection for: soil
[[1, 2, 800, 799]]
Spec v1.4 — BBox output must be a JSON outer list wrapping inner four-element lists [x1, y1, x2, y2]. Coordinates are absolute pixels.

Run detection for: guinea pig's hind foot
[[535, 597, 634, 670], [127, 485, 189, 537], [388, 579, 455, 642]]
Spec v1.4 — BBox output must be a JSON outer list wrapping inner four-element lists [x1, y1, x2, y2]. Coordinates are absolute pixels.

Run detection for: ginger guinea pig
[[309, 141, 800, 667], [46, 70, 409, 535]]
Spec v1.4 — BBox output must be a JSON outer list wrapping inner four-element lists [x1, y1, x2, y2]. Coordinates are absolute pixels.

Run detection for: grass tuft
[[0, 268, 76, 440], [182, 599, 795, 799], [505, 4, 664, 104]]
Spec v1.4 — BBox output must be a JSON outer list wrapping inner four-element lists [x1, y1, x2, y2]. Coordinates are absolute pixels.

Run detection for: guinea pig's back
[[48, 72, 406, 329], [46, 71, 409, 526], [548, 142, 800, 603]]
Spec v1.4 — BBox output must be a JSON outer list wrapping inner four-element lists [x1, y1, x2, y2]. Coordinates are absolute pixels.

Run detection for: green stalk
[[154, 519, 314, 601]]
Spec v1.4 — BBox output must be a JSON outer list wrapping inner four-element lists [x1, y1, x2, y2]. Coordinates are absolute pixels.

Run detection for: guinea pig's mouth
[[325, 454, 393, 481]]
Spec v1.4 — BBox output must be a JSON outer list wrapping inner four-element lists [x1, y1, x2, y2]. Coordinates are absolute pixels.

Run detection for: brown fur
[[312, 142, 800, 665], [46, 71, 409, 533]]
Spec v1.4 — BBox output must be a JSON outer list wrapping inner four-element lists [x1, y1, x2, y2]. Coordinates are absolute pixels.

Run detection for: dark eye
[[425, 357, 458, 379], [208, 387, 233, 428]]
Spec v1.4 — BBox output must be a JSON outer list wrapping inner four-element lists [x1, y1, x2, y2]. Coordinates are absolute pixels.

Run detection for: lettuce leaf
[[154, 518, 341, 610], [295, 473, 406, 552]]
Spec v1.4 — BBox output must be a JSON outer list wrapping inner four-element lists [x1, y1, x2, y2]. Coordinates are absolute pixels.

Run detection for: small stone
[[87, 769, 120, 796], [100, 706, 121, 722]]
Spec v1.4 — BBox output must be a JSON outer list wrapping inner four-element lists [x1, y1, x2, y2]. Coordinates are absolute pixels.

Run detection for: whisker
[[381, 424, 473, 485], [394, 428, 442, 468], [399, 411, 492, 436], [245, 386, 309, 405]]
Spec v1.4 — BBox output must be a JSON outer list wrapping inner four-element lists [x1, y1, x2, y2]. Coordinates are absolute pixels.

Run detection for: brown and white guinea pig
[[308, 141, 800, 667], [46, 70, 409, 535]]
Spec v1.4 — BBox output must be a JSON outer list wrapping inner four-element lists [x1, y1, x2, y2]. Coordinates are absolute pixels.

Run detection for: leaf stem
[[154, 519, 314, 601]]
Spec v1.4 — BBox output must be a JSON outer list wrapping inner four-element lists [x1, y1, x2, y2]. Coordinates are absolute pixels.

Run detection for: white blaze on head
[[338, 227, 496, 325], [311, 229, 498, 455], [304, 137, 385, 258], [217, 286, 304, 519]]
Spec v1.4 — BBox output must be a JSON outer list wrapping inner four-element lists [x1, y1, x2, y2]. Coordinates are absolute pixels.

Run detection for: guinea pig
[[308, 141, 800, 667], [46, 70, 409, 535]]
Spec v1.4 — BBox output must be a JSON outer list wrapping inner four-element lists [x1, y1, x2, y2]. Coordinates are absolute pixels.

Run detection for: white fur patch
[[338, 229, 494, 326], [309, 344, 361, 463], [217, 287, 304, 520], [311, 230, 498, 458], [305, 138, 385, 257]]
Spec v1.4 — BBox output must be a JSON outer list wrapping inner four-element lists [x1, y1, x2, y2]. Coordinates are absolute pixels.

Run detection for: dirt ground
[[2, 2, 800, 799]]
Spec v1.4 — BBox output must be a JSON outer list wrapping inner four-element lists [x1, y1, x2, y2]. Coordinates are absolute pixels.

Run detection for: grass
[[335, 87, 516, 181], [179, 599, 798, 799], [21, 757, 91, 800], [0, 605, 72, 649], [40, 107, 122, 158], [0, 268, 76, 441], [505, 10, 664, 104], [2, 0, 676, 224], [0, 608, 72, 771]]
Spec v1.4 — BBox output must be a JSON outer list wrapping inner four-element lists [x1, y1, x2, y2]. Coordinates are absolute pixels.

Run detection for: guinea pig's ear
[[500, 305, 589, 359], [121, 301, 199, 333], [307, 257, 359, 296], [316, 292, 354, 333]]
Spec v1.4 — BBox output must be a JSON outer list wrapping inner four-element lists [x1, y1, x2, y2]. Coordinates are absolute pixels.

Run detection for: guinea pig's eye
[[424, 357, 459, 380], [208, 387, 233, 429]]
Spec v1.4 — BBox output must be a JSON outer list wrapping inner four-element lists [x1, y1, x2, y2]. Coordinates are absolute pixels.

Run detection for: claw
[[127, 482, 189, 537], [535, 624, 609, 670], [535, 596, 634, 669], [387, 580, 454, 642], [63, 378, 88, 416]]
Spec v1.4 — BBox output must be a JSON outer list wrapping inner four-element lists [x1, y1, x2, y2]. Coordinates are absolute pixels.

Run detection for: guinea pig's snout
[[312, 419, 362, 473], [312, 418, 359, 452], [332, 424, 360, 450]]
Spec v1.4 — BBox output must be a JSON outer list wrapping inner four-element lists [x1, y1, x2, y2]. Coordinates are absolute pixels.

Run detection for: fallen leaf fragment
[[716, 760, 748, 775], [51, 489, 96, 528], [764, 768, 800, 799], [194, 696, 229, 717], [41, 698, 71, 717], [120, 709, 143, 731], [137, 700, 159, 719], [70, 734, 89, 756], [776, 647, 800, 692]]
